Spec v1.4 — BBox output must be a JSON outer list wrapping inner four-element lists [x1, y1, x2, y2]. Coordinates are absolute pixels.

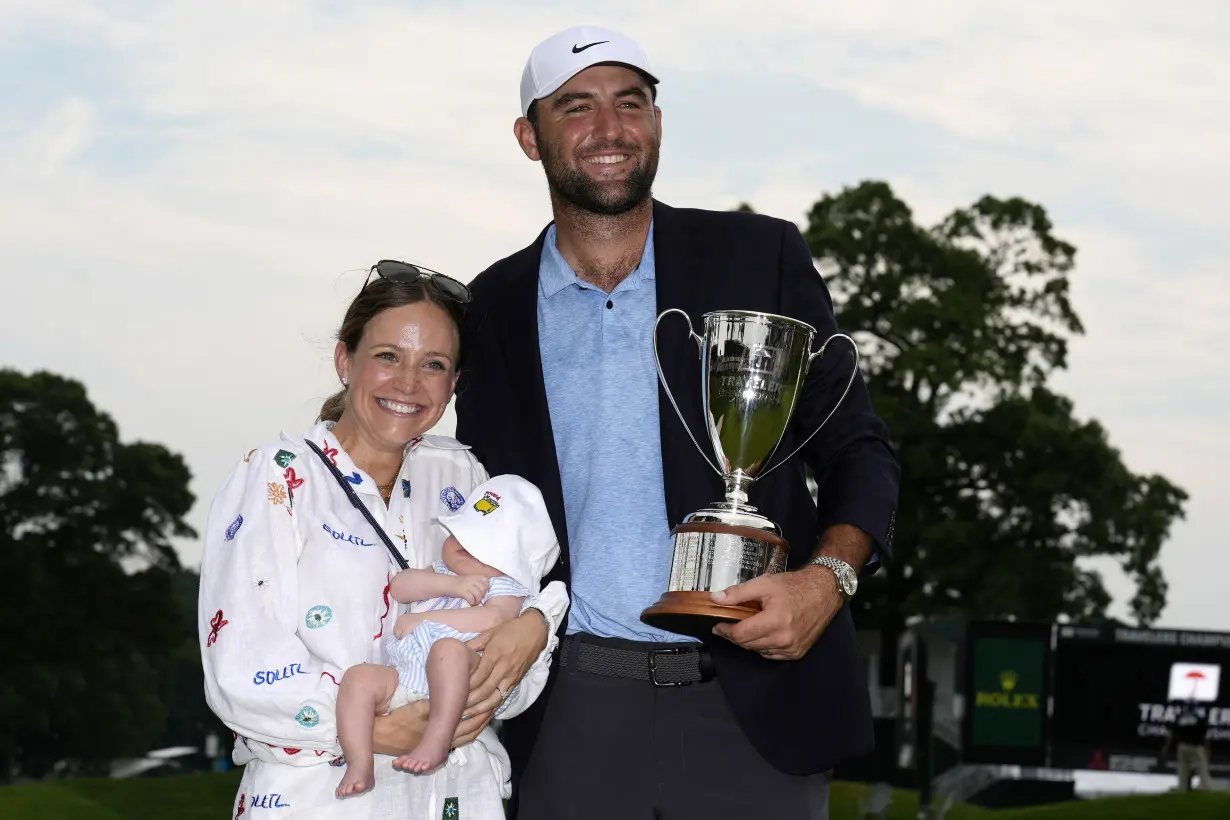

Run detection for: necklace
[[376, 480, 395, 494]]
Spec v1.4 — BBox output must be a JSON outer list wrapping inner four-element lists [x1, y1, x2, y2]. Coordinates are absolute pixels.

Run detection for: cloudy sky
[[3, 1, 1227, 633]]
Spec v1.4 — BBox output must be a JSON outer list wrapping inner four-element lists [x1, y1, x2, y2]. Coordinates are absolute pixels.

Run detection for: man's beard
[[539, 137, 659, 216]]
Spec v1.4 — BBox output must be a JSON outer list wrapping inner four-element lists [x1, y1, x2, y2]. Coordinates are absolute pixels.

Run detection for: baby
[[333, 474, 559, 798]]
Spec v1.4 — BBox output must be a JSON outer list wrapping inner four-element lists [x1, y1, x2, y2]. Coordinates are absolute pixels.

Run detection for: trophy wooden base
[[640, 591, 762, 640], [639, 517, 789, 640]]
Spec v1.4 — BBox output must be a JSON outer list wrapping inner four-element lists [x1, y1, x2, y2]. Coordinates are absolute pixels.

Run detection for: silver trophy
[[640, 309, 860, 639]]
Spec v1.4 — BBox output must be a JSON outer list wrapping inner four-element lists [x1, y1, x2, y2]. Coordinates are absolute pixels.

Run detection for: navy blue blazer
[[454, 200, 900, 800]]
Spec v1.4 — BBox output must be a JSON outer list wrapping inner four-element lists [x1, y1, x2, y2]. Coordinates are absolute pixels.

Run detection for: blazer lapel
[[490, 202, 715, 548], [651, 200, 716, 526], [490, 227, 570, 554]]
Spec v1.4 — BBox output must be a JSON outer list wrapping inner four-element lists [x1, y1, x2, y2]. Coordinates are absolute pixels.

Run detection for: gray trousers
[[1177, 743, 1212, 790], [513, 635, 831, 820]]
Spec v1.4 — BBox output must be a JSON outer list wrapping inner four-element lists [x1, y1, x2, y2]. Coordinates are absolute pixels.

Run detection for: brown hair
[[317, 277, 467, 423]]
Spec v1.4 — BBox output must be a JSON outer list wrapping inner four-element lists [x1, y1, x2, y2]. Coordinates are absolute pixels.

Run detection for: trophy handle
[[653, 309, 723, 477], [756, 333, 861, 480]]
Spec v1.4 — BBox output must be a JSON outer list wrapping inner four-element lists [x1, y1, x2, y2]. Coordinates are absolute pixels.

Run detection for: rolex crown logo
[[1000, 669, 1018, 691]]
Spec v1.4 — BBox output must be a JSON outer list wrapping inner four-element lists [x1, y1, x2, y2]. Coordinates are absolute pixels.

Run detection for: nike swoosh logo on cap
[[572, 41, 609, 53]]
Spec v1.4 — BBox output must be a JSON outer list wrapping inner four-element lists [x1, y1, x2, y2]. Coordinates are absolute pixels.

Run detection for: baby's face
[[441, 535, 501, 578]]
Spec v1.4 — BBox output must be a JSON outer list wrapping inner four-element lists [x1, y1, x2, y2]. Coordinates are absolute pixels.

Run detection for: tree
[[150, 568, 231, 754], [0, 369, 197, 780], [756, 182, 1186, 634]]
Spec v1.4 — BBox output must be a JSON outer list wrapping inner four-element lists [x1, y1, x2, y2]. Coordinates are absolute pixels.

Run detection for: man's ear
[[514, 117, 542, 162]]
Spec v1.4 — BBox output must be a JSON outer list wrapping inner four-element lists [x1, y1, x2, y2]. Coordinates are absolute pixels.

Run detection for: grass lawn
[[988, 789, 1230, 819], [831, 780, 1230, 819], [2, 772, 1229, 818], [0, 771, 242, 820]]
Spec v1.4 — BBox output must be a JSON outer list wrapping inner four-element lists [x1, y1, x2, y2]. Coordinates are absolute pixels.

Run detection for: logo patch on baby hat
[[473, 490, 501, 515]]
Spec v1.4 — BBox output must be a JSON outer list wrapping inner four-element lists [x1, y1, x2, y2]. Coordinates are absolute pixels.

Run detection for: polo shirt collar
[[539, 221, 656, 299]]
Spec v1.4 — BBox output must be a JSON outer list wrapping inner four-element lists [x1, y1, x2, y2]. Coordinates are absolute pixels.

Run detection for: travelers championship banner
[[925, 620, 1230, 773], [1049, 624, 1230, 775]]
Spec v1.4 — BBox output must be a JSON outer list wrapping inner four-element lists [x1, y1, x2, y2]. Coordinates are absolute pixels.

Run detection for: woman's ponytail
[[317, 388, 347, 423]]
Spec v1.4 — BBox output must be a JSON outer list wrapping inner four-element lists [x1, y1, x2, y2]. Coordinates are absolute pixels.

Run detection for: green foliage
[[0, 369, 198, 780], [796, 181, 1187, 628], [149, 571, 231, 752]]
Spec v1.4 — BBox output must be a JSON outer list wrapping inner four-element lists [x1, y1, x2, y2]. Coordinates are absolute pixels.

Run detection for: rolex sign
[[970, 636, 1046, 747]]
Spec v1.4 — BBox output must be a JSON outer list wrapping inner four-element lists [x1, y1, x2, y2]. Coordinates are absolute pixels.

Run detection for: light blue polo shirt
[[537, 222, 694, 643]]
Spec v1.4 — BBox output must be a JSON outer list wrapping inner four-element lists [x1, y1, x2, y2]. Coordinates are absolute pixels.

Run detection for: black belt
[[560, 634, 716, 687]]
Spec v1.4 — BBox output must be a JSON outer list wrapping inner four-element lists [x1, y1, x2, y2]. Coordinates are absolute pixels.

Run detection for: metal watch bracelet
[[805, 555, 857, 600]]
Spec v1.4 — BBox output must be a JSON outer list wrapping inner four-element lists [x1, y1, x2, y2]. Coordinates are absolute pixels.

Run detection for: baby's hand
[[452, 574, 490, 606], [393, 613, 421, 640]]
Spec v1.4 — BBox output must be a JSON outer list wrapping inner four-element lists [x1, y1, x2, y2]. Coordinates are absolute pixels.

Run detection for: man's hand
[[451, 574, 491, 607], [710, 565, 843, 661], [455, 609, 550, 743]]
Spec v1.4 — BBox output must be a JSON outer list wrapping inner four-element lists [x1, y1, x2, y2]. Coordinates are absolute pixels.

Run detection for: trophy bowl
[[640, 309, 858, 639]]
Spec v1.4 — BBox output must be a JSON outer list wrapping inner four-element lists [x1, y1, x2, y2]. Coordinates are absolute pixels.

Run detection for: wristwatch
[[806, 556, 858, 601]]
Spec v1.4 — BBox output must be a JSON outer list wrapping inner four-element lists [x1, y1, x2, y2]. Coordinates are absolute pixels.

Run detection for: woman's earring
[[342, 377, 349, 387]]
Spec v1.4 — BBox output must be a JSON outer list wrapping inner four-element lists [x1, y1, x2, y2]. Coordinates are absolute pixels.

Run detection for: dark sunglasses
[[363, 259, 472, 304]]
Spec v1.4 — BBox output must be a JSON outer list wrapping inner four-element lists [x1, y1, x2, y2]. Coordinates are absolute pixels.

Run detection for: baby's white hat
[[437, 474, 559, 595]]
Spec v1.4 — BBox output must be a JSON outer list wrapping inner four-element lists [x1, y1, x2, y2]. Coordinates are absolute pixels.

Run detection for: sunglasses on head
[[363, 259, 472, 304]]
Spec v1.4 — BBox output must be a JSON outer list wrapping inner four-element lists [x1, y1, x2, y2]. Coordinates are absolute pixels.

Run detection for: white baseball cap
[[437, 474, 560, 596], [519, 25, 659, 117]]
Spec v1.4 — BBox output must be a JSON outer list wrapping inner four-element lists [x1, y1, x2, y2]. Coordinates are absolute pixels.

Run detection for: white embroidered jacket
[[198, 421, 569, 771]]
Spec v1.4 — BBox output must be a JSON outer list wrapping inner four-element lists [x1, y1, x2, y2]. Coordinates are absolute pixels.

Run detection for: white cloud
[[2, 0, 1227, 630], [15, 97, 94, 174]]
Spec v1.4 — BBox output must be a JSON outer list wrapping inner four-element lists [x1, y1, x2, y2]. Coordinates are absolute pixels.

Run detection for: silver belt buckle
[[648, 647, 691, 687]]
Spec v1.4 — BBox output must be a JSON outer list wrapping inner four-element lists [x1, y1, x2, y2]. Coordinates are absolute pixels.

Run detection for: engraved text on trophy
[[707, 341, 795, 476]]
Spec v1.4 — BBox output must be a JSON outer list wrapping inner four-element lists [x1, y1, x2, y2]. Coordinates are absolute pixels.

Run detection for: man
[[455, 25, 900, 819], [1161, 699, 1212, 791]]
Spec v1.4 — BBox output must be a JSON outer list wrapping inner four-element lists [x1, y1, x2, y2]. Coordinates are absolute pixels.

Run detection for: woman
[[198, 261, 567, 819]]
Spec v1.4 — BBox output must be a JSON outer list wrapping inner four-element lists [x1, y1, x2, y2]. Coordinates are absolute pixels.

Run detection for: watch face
[[840, 568, 857, 597]]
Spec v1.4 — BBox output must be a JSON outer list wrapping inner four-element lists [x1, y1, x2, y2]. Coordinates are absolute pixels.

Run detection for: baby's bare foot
[[335, 764, 375, 798], [392, 738, 449, 773]]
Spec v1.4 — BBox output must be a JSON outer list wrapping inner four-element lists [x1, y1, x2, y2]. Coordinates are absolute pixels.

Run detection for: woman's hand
[[457, 609, 550, 740], [372, 700, 429, 757]]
